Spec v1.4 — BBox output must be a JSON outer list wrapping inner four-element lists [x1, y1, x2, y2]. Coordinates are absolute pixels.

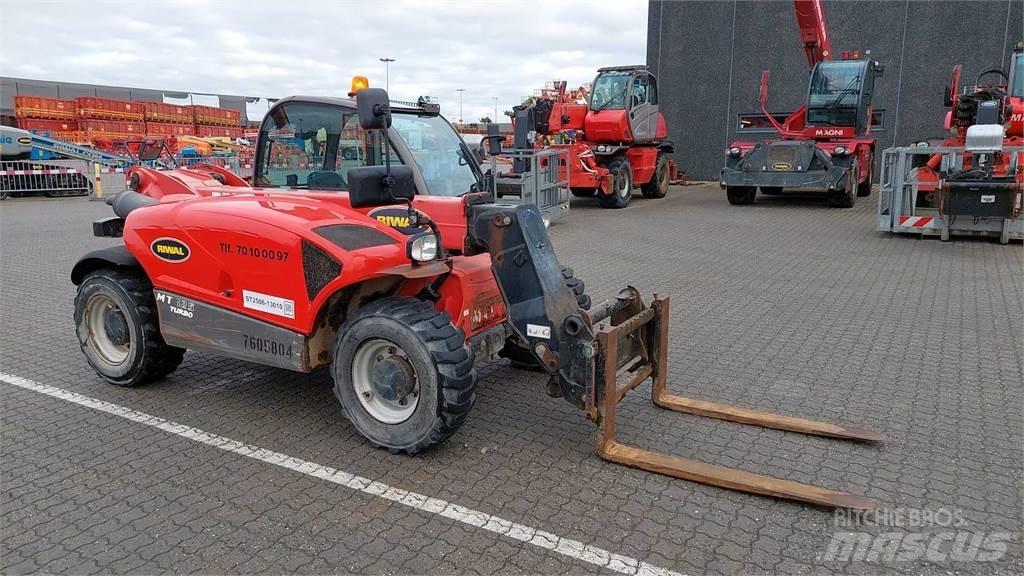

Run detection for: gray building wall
[[648, 0, 1024, 180]]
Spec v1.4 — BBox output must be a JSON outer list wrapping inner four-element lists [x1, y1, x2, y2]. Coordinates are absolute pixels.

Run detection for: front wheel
[[332, 297, 477, 454], [640, 154, 670, 198], [829, 165, 857, 208], [726, 186, 756, 205], [74, 269, 185, 387], [598, 157, 633, 209]]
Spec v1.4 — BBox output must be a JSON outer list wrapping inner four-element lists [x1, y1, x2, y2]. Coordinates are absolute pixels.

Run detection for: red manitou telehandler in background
[[72, 81, 884, 509], [876, 42, 1023, 243], [508, 67, 676, 209], [721, 0, 883, 208]]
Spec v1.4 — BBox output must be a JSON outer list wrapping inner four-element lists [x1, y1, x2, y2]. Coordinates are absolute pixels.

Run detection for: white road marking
[[0, 372, 683, 576]]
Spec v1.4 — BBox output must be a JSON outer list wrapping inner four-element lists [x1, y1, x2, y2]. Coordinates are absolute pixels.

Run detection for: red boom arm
[[793, 0, 831, 68]]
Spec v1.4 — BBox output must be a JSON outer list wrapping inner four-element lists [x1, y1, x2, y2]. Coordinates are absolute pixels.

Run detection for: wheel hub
[[103, 308, 129, 346], [351, 338, 420, 424], [371, 353, 417, 403]]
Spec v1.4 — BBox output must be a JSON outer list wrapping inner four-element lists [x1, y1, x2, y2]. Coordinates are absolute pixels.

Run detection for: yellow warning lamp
[[348, 76, 370, 97]]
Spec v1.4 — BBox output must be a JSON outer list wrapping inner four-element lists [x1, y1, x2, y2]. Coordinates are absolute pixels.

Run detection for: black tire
[[726, 186, 756, 205], [598, 157, 633, 209], [829, 165, 857, 208], [502, 266, 591, 371], [857, 154, 874, 197], [331, 297, 476, 454], [759, 187, 783, 195], [74, 268, 185, 387], [640, 154, 670, 198], [570, 188, 596, 198]]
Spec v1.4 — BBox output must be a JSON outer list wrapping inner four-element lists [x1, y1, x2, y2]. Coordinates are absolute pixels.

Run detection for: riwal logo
[[368, 207, 428, 235], [151, 238, 190, 262]]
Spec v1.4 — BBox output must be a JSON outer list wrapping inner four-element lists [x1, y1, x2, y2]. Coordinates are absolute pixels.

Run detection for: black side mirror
[[485, 123, 502, 156], [356, 88, 392, 130], [347, 165, 416, 208], [467, 143, 485, 164]]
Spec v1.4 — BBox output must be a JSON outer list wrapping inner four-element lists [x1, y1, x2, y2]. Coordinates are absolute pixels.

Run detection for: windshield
[[806, 61, 866, 126], [1012, 53, 1023, 98], [256, 102, 477, 196], [391, 113, 478, 197], [590, 71, 630, 110], [257, 101, 400, 190]]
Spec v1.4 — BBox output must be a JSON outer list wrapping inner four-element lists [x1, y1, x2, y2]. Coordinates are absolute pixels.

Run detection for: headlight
[[407, 233, 438, 262], [728, 146, 742, 157], [915, 141, 930, 148], [832, 146, 847, 156]]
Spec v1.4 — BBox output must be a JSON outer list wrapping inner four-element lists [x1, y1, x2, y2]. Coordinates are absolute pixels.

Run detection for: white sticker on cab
[[242, 290, 295, 319], [526, 323, 551, 339]]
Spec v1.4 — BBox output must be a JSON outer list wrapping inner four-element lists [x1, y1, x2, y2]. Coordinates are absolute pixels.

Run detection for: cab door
[[628, 72, 658, 143]]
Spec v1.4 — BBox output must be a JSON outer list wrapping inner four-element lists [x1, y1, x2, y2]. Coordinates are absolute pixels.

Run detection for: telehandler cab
[[73, 83, 884, 509]]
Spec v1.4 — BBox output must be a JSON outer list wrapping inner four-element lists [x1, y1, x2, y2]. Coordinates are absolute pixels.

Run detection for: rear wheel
[[74, 268, 185, 387], [503, 266, 591, 371], [570, 188, 596, 198], [332, 297, 476, 454], [726, 186, 756, 205], [598, 157, 633, 209], [641, 154, 670, 198]]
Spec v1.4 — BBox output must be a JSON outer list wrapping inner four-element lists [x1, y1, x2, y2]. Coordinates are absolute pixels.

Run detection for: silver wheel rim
[[351, 338, 419, 424], [83, 293, 131, 367], [617, 170, 630, 198]]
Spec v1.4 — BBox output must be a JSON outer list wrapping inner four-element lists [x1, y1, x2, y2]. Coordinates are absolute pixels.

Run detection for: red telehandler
[[72, 81, 884, 509], [876, 42, 1023, 243], [507, 68, 675, 209], [721, 0, 883, 208]]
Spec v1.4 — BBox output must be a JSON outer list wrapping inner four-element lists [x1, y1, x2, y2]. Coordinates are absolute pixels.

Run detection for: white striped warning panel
[[898, 216, 936, 228], [0, 168, 80, 176], [0, 372, 683, 576]]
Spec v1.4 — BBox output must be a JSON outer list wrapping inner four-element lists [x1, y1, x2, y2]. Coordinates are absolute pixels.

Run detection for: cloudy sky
[[0, 0, 649, 123]]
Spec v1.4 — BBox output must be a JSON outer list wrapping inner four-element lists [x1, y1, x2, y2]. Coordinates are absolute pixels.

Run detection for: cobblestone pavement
[[2, 186, 1021, 575]]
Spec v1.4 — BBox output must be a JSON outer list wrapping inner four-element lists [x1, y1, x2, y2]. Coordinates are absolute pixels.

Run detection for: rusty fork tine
[[597, 439, 878, 510], [652, 394, 888, 443], [592, 295, 881, 510], [647, 297, 885, 443]]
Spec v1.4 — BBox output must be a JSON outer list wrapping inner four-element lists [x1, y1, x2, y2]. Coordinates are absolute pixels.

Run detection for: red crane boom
[[793, 0, 832, 67]]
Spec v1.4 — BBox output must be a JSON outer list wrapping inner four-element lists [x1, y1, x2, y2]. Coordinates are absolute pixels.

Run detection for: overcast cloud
[[0, 0, 649, 123]]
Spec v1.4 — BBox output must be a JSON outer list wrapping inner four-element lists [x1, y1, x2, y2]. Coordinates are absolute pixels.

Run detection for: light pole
[[491, 97, 498, 122], [456, 88, 465, 123], [379, 58, 395, 92]]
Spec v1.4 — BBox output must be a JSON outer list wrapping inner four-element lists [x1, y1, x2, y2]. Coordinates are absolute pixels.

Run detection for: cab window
[[257, 101, 401, 190], [632, 75, 648, 107]]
